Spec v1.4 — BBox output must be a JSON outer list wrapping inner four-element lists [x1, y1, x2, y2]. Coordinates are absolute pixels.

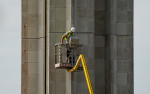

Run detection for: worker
[[61, 27, 75, 63]]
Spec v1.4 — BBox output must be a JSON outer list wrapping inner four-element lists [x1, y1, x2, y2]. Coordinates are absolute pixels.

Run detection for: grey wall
[[22, 0, 133, 94]]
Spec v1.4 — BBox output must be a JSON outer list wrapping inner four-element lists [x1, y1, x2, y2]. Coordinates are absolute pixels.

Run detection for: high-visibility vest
[[64, 31, 74, 40]]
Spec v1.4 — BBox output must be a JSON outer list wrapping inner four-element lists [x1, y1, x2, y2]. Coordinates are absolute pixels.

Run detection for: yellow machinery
[[55, 41, 94, 94]]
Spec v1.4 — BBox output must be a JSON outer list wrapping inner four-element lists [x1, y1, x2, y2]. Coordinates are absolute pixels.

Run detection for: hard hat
[[71, 27, 75, 32]]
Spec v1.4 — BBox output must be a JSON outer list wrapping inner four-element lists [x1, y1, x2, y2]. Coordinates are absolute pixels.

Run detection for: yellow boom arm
[[67, 54, 94, 94]]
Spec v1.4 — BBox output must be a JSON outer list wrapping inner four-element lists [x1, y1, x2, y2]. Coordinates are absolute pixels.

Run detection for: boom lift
[[55, 37, 94, 94]]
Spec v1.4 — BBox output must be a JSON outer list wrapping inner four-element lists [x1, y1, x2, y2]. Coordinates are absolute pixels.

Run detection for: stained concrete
[[22, 0, 134, 94]]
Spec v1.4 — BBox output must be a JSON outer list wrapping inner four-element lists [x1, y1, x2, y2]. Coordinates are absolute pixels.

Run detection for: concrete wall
[[21, 0, 45, 94], [22, 0, 134, 94]]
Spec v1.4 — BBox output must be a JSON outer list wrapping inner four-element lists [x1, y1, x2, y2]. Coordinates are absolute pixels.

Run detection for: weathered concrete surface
[[22, 0, 134, 94]]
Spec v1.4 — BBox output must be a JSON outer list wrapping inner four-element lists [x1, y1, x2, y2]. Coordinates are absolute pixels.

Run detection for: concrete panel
[[56, 0, 66, 8], [22, 2, 28, 14], [95, 47, 105, 59], [49, 83, 56, 94], [117, 85, 129, 94], [127, 0, 133, 11], [27, 39, 38, 51], [28, 75, 38, 89], [77, 0, 87, 8], [56, 70, 66, 82], [28, 14, 38, 27], [95, 59, 105, 72], [95, 84, 105, 94], [116, 47, 127, 60], [127, 36, 133, 47], [87, 0, 94, 8], [116, 73, 127, 85], [77, 8, 88, 20], [55, 21, 66, 32], [127, 48, 133, 60], [50, 21, 56, 32], [94, 35, 105, 47], [55, 82, 66, 94], [117, 0, 127, 11], [50, 8, 56, 20], [95, 0, 105, 10], [28, 51, 38, 62], [95, 10, 105, 23], [76, 83, 89, 94], [76, 20, 88, 33], [28, 1, 38, 14], [50, 0, 55, 8], [27, 88, 38, 94], [116, 60, 130, 73], [56, 8, 66, 20], [28, 63, 38, 74], [116, 11, 127, 23], [95, 72, 105, 85], [27, 27, 38, 38], [128, 11, 133, 23], [95, 23, 105, 35], [116, 36, 127, 47]]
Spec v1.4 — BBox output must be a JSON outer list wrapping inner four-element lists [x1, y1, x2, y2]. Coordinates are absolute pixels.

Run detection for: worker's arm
[[61, 34, 67, 44]]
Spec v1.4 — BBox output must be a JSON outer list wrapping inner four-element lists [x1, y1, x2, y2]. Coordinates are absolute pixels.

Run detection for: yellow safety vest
[[63, 31, 74, 40]]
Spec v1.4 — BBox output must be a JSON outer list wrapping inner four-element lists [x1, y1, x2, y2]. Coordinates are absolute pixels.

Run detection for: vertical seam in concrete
[[45, 0, 47, 94]]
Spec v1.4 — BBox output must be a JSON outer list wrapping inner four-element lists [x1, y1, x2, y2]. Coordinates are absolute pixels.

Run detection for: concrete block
[[95, 0, 105, 10], [86, 58, 94, 70], [117, 0, 127, 11], [95, 23, 105, 35], [50, 8, 55, 20], [22, 14, 28, 28], [28, 2, 38, 14], [128, 11, 133, 23], [95, 59, 105, 72], [76, 71, 86, 83], [95, 84, 105, 94], [87, 0, 94, 8], [76, 83, 89, 94], [106, 23, 117, 35], [49, 83, 56, 94], [127, 36, 133, 47], [27, 88, 37, 94], [116, 47, 127, 60], [56, 69, 66, 82], [27, 26, 38, 38], [95, 72, 105, 85], [22, 2, 28, 14], [116, 11, 127, 23], [116, 60, 129, 73], [27, 39, 38, 51], [116, 23, 128, 35], [95, 47, 105, 59], [49, 70, 56, 82], [117, 85, 129, 94], [55, 82, 66, 94], [76, 20, 88, 33], [55, 20, 66, 32], [116, 73, 127, 85], [77, 0, 87, 8], [88, 21, 94, 33], [56, 8, 66, 20], [77, 8, 87, 20], [87, 9, 94, 21], [50, 0, 55, 8], [116, 36, 127, 47], [127, 48, 133, 60], [28, 63, 38, 74], [50, 21, 56, 32], [127, 24, 133, 35], [28, 51, 38, 62], [28, 14, 38, 27], [28, 75, 38, 89], [56, 0, 66, 8], [127, 0, 133, 11], [87, 34, 94, 45], [95, 10, 105, 24], [94, 35, 105, 47]]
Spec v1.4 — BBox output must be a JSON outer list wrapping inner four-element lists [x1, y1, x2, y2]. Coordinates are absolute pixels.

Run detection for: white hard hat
[[71, 27, 75, 32]]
